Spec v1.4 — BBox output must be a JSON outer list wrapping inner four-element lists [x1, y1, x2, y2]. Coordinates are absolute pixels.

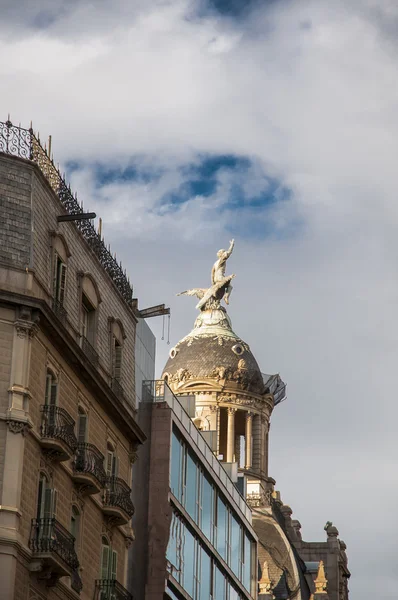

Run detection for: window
[[77, 409, 87, 445], [81, 294, 96, 345], [71, 506, 81, 550], [53, 251, 67, 305], [185, 451, 198, 521], [171, 430, 184, 504], [216, 496, 228, 561], [45, 370, 57, 406], [37, 473, 57, 520], [111, 337, 122, 381], [200, 474, 214, 544], [101, 537, 118, 581], [105, 444, 118, 478]]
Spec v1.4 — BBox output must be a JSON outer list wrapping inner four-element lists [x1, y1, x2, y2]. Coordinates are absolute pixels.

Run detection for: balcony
[[102, 477, 135, 525], [72, 443, 106, 495], [71, 568, 83, 594], [82, 336, 99, 367], [94, 580, 133, 600], [52, 298, 68, 324], [29, 518, 79, 578], [40, 405, 78, 461]]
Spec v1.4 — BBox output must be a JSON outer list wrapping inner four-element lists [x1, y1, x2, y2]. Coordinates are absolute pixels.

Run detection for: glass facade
[[168, 428, 256, 599]]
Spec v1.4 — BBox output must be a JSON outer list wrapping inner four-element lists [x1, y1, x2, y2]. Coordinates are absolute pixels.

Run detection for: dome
[[162, 307, 265, 394]]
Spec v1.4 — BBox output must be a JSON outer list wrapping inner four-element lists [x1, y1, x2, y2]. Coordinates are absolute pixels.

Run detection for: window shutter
[[59, 263, 67, 305], [101, 545, 110, 580], [52, 253, 58, 297], [78, 415, 87, 444], [50, 380, 57, 406], [113, 338, 122, 381], [37, 478, 44, 519], [45, 373, 52, 405], [106, 451, 114, 477], [112, 455, 118, 477], [111, 550, 118, 580], [43, 488, 53, 519]]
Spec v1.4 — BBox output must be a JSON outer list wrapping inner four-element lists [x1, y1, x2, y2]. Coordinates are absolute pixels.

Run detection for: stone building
[[159, 242, 350, 600], [0, 120, 147, 600]]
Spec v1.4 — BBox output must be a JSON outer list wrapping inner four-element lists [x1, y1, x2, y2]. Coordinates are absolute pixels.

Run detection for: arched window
[[100, 536, 118, 582]]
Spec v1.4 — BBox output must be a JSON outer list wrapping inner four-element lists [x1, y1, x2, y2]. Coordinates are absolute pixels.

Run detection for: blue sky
[[2, 1, 398, 598]]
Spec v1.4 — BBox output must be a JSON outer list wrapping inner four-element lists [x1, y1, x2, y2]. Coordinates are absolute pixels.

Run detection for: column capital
[[245, 411, 253, 421], [227, 407, 237, 415]]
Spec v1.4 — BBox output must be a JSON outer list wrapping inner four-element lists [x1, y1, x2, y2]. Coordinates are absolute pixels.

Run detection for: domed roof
[[162, 307, 265, 394]]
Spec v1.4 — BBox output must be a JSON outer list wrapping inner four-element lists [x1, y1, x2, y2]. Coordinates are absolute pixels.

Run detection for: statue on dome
[[177, 239, 235, 311]]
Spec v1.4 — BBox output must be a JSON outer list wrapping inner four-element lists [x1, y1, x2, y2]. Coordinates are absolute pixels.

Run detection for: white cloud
[[2, 1, 398, 597]]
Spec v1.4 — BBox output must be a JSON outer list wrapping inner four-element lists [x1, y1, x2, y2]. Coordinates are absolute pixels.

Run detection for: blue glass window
[[182, 525, 195, 598], [171, 431, 183, 503], [230, 513, 241, 577], [216, 496, 228, 560], [199, 547, 211, 600], [185, 451, 198, 521], [214, 564, 226, 600], [201, 474, 214, 544], [243, 533, 252, 592]]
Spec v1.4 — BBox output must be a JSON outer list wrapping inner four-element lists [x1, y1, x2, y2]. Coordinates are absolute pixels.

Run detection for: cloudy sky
[[2, 0, 398, 597]]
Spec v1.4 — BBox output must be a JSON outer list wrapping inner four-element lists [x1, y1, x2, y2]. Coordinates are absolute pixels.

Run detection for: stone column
[[260, 415, 267, 476], [245, 412, 253, 469], [0, 308, 36, 600], [226, 407, 236, 463], [252, 414, 261, 471]]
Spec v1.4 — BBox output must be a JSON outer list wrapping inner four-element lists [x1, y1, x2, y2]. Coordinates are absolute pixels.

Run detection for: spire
[[314, 560, 328, 594], [259, 560, 273, 594]]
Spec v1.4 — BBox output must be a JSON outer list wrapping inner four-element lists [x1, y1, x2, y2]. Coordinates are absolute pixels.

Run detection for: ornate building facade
[[0, 121, 149, 600], [160, 242, 350, 600]]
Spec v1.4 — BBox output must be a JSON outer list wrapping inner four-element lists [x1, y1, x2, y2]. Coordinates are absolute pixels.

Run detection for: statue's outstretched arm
[[226, 239, 235, 258]]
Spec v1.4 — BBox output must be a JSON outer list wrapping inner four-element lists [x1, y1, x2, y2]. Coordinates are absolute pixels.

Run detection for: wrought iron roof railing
[[0, 119, 133, 304]]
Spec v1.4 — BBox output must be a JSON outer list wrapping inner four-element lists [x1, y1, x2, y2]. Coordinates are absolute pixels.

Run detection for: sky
[[1, 0, 397, 597]]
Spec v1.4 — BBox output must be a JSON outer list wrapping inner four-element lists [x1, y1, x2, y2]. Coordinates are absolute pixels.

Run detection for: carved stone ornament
[[129, 449, 138, 464], [7, 420, 30, 435], [15, 323, 38, 339]]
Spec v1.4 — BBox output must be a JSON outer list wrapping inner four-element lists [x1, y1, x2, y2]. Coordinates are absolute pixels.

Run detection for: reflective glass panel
[[171, 431, 182, 502], [201, 474, 214, 543], [214, 564, 226, 600], [230, 513, 241, 577], [182, 525, 195, 598], [185, 452, 198, 521], [199, 548, 211, 600], [216, 496, 227, 560], [243, 533, 251, 591], [229, 583, 239, 600]]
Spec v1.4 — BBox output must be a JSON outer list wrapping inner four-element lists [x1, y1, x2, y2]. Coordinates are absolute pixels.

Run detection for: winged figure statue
[[178, 240, 235, 311]]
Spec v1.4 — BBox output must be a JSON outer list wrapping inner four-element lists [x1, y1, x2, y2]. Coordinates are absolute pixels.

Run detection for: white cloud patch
[[3, 1, 398, 597]]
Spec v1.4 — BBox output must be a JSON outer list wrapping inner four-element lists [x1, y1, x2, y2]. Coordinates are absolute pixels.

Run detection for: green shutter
[[78, 415, 87, 444], [101, 545, 110, 580], [59, 262, 67, 305], [111, 550, 117, 580]]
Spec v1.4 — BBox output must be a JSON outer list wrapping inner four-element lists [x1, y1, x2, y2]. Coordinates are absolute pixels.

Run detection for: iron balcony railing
[[111, 377, 124, 400], [82, 336, 99, 367], [73, 442, 107, 486], [103, 477, 135, 518], [40, 405, 78, 453], [52, 298, 68, 323], [29, 518, 79, 571], [95, 579, 133, 600], [0, 119, 133, 304]]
